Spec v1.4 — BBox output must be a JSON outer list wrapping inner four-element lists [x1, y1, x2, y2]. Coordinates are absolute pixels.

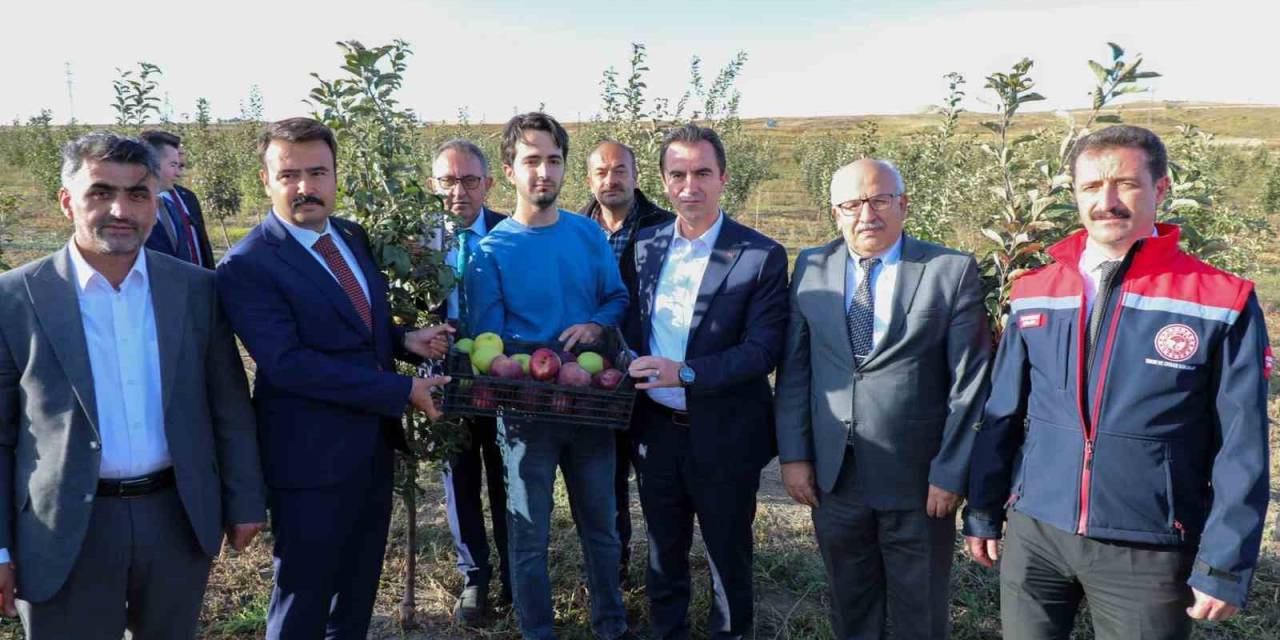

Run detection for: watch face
[[679, 366, 695, 384]]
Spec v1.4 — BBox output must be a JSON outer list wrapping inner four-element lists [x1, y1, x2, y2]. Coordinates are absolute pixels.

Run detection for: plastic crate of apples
[[441, 326, 637, 429]]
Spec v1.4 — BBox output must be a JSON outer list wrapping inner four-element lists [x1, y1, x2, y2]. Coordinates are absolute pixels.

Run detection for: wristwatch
[[678, 363, 696, 387]]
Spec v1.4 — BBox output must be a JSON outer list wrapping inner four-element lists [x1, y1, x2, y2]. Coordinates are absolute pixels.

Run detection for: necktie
[[168, 190, 201, 265], [847, 256, 880, 362], [455, 228, 475, 333], [313, 234, 372, 331], [1085, 260, 1122, 366]]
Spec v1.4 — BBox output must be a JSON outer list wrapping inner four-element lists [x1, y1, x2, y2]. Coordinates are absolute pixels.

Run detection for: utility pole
[[64, 62, 76, 124]]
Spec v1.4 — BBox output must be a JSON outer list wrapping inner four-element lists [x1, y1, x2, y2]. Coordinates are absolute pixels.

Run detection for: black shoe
[[453, 584, 489, 626]]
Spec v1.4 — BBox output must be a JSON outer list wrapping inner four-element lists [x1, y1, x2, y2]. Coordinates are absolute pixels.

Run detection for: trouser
[[615, 427, 633, 580], [265, 443, 395, 640], [17, 486, 212, 640], [443, 416, 511, 597], [1000, 510, 1196, 640], [498, 418, 629, 640], [631, 398, 760, 640], [812, 453, 954, 639]]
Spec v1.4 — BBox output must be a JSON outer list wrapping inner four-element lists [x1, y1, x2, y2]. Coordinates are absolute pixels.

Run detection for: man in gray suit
[[0, 132, 267, 639], [774, 158, 990, 639]]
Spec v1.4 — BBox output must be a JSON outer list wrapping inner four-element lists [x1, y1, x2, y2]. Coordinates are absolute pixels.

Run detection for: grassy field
[[0, 105, 1278, 639]]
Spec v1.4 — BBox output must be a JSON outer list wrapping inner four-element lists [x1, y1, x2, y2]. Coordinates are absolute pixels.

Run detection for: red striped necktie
[[167, 190, 201, 265], [312, 234, 373, 330]]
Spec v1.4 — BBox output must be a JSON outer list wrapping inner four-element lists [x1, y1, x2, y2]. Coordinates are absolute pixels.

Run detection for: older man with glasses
[[774, 158, 991, 639], [425, 138, 512, 625]]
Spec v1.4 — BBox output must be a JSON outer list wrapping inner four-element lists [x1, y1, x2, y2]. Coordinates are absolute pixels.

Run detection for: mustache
[[1091, 207, 1132, 220], [291, 194, 326, 209]]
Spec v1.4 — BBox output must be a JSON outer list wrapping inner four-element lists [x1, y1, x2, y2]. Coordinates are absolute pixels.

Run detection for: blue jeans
[[498, 418, 628, 640]]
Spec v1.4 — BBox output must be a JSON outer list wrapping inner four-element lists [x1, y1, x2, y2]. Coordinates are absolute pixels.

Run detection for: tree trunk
[[217, 217, 232, 251]]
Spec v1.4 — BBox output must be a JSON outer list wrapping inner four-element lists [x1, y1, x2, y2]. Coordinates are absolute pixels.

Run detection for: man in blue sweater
[[465, 112, 633, 640]]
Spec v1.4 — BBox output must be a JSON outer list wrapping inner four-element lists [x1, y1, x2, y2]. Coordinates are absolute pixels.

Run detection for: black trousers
[[442, 416, 511, 596], [812, 454, 954, 640], [631, 398, 760, 640], [1000, 510, 1195, 640], [615, 427, 633, 577]]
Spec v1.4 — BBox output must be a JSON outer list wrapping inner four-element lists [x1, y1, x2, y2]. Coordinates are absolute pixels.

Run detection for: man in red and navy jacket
[[963, 125, 1272, 639]]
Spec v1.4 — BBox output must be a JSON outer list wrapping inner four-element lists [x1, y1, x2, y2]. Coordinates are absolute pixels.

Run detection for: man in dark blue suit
[[215, 118, 452, 639], [623, 124, 789, 639], [141, 130, 214, 268]]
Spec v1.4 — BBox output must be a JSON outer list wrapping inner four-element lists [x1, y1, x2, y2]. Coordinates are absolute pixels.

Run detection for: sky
[[3, 0, 1276, 125]]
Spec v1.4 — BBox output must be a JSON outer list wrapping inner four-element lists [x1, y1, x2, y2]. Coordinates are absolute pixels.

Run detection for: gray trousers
[[17, 486, 214, 640], [813, 457, 954, 639], [1000, 510, 1195, 640]]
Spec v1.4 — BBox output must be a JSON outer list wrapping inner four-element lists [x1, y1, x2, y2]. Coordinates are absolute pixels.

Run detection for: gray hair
[[433, 138, 489, 174], [61, 131, 159, 186], [878, 159, 906, 194]]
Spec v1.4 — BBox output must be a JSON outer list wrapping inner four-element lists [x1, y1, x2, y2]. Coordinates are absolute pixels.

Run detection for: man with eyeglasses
[[774, 158, 990, 639], [579, 139, 674, 586], [425, 138, 510, 625]]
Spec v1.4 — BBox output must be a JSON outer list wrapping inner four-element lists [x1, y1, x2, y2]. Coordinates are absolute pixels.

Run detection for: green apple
[[474, 332, 504, 355], [470, 346, 503, 374], [455, 338, 474, 354], [577, 351, 605, 375], [511, 353, 532, 374]]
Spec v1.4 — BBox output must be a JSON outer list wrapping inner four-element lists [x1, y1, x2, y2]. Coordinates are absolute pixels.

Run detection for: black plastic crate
[[441, 326, 637, 430]]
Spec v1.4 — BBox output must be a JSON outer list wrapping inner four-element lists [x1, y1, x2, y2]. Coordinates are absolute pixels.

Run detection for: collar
[[589, 196, 639, 229], [846, 233, 904, 265], [271, 208, 334, 248], [1050, 223, 1181, 274], [447, 207, 490, 236], [673, 210, 725, 250], [67, 238, 148, 293]]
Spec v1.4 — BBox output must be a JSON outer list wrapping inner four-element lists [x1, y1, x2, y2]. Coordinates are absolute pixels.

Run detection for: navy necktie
[[847, 257, 880, 362]]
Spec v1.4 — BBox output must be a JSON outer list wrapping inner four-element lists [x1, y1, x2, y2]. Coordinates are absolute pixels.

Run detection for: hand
[[964, 536, 1001, 568], [926, 484, 962, 518], [780, 461, 819, 508], [404, 324, 455, 360], [628, 356, 682, 390], [0, 562, 15, 617], [559, 322, 603, 352], [409, 375, 451, 420], [1186, 588, 1239, 621], [225, 522, 266, 552]]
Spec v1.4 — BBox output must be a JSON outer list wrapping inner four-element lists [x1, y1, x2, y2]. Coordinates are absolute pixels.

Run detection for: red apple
[[593, 368, 624, 390], [557, 362, 593, 387], [529, 348, 562, 382], [490, 355, 525, 380], [471, 382, 497, 410], [518, 385, 545, 412], [550, 391, 573, 414]]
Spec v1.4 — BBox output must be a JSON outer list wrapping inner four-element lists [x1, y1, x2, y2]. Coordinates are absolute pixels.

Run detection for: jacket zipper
[[1076, 283, 1127, 535]]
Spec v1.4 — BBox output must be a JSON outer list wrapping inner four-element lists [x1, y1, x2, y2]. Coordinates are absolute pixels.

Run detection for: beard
[[530, 183, 561, 208], [85, 222, 144, 255]]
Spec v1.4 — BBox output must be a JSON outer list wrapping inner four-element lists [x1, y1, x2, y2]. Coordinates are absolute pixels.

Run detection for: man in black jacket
[[579, 139, 674, 584]]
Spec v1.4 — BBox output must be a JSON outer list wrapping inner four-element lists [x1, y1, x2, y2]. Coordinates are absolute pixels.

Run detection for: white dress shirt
[[844, 234, 904, 352], [1078, 228, 1157, 312], [69, 241, 171, 479], [272, 210, 370, 301], [647, 212, 726, 411]]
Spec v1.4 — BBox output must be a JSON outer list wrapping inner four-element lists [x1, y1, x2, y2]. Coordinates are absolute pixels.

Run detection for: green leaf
[[1088, 61, 1110, 85], [1108, 42, 1125, 60], [1095, 114, 1122, 123]]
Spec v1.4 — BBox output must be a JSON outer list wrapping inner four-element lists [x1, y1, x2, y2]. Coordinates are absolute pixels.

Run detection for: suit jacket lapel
[[860, 235, 924, 368], [147, 252, 187, 415], [634, 221, 674, 351], [817, 238, 856, 367], [266, 214, 372, 337], [26, 249, 100, 436], [687, 218, 745, 344]]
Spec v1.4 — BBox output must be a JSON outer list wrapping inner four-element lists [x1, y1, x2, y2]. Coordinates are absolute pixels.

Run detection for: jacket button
[[89, 441, 100, 451], [84, 494, 94, 503]]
